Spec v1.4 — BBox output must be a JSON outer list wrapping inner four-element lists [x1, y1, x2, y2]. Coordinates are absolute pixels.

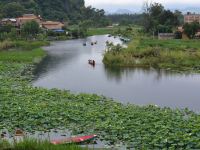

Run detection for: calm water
[[33, 35, 200, 112]]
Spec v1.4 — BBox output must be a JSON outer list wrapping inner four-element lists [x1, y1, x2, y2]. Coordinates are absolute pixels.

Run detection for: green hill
[[0, 0, 109, 25]]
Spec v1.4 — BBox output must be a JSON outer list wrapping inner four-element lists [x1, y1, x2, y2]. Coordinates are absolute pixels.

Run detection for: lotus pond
[[1, 44, 200, 149]]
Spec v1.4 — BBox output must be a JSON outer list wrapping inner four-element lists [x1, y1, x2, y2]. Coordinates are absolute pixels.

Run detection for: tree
[[142, 1, 179, 34], [21, 21, 40, 38], [0, 24, 13, 33], [183, 22, 200, 39], [2, 2, 24, 18]]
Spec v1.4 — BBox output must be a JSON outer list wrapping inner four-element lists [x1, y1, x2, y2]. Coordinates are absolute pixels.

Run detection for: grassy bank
[[103, 38, 200, 72], [1, 41, 200, 149], [0, 139, 83, 150], [87, 27, 116, 36]]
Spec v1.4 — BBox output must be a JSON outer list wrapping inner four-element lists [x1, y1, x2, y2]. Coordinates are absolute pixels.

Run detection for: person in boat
[[88, 60, 95, 66]]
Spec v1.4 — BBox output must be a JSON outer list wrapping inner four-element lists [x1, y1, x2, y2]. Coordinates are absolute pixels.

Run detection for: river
[[33, 35, 200, 112]]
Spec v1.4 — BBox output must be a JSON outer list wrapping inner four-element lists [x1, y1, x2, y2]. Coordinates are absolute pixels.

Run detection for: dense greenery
[[0, 139, 83, 150], [107, 14, 143, 26], [142, 2, 181, 34], [183, 22, 200, 39], [21, 20, 40, 38], [104, 34, 200, 72], [1, 41, 200, 149], [0, 0, 109, 26]]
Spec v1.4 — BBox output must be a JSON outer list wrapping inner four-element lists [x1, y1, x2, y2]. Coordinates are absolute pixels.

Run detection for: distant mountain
[[114, 9, 133, 14]]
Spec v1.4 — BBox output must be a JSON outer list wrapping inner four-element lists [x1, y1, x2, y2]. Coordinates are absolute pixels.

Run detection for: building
[[42, 21, 64, 30], [17, 14, 42, 27], [184, 12, 200, 24], [1, 18, 17, 27], [158, 33, 174, 40]]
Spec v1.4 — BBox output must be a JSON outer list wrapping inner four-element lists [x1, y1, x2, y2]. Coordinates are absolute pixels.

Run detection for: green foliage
[[21, 20, 40, 38], [0, 0, 109, 27], [0, 24, 13, 33], [87, 27, 115, 36], [1, 41, 200, 149], [183, 22, 200, 39], [0, 40, 15, 50], [104, 38, 200, 72], [2, 2, 24, 18], [108, 14, 143, 26], [142, 2, 180, 34]]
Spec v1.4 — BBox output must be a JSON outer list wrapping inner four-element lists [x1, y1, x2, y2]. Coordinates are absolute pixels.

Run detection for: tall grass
[[0, 40, 15, 51], [103, 38, 200, 72], [0, 40, 49, 51], [87, 27, 115, 36], [0, 139, 84, 150], [0, 48, 46, 63]]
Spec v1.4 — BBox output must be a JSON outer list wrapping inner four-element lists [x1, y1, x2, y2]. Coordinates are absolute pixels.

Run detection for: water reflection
[[33, 35, 200, 112]]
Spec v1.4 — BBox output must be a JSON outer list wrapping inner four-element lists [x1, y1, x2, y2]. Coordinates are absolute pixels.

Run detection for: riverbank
[[0, 139, 83, 150], [1, 40, 200, 149], [103, 38, 200, 72], [87, 27, 116, 36]]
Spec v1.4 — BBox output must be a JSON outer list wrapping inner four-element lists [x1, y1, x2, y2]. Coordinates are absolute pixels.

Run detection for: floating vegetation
[[1, 45, 200, 149]]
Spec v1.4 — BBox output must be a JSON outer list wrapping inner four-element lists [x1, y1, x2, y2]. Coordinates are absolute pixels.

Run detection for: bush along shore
[[103, 38, 200, 73], [1, 41, 200, 149]]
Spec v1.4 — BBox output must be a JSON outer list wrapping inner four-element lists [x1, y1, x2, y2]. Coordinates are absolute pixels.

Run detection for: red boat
[[51, 134, 97, 145]]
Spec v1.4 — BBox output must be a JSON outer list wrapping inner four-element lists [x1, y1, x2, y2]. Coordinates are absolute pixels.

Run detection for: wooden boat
[[51, 134, 97, 145], [88, 60, 95, 66]]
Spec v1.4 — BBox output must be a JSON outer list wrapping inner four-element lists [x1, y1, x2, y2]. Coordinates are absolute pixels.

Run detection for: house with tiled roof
[[42, 21, 64, 30], [17, 14, 42, 27]]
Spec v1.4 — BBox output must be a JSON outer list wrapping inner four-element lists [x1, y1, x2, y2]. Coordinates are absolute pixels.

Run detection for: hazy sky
[[85, 0, 200, 12]]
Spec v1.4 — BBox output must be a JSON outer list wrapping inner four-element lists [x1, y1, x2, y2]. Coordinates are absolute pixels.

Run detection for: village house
[[184, 12, 200, 24], [16, 14, 42, 28], [0, 14, 65, 33], [42, 21, 64, 30], [0, 18, 17, 27]]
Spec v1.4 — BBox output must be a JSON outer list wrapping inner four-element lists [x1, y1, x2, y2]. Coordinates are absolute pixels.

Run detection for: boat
[[88, 60, 95, 66], [51, 134, 97, 145]]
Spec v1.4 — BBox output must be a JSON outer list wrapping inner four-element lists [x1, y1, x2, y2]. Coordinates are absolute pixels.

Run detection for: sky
[[85, 0, 200, 13]]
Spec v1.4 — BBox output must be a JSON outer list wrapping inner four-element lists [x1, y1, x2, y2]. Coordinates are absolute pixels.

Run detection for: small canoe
[[88, 60, 95, 66], [51, 134, 97, 145]]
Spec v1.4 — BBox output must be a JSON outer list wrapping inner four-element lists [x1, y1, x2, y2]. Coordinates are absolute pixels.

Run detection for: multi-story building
[[184, 12, 200, 24]]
